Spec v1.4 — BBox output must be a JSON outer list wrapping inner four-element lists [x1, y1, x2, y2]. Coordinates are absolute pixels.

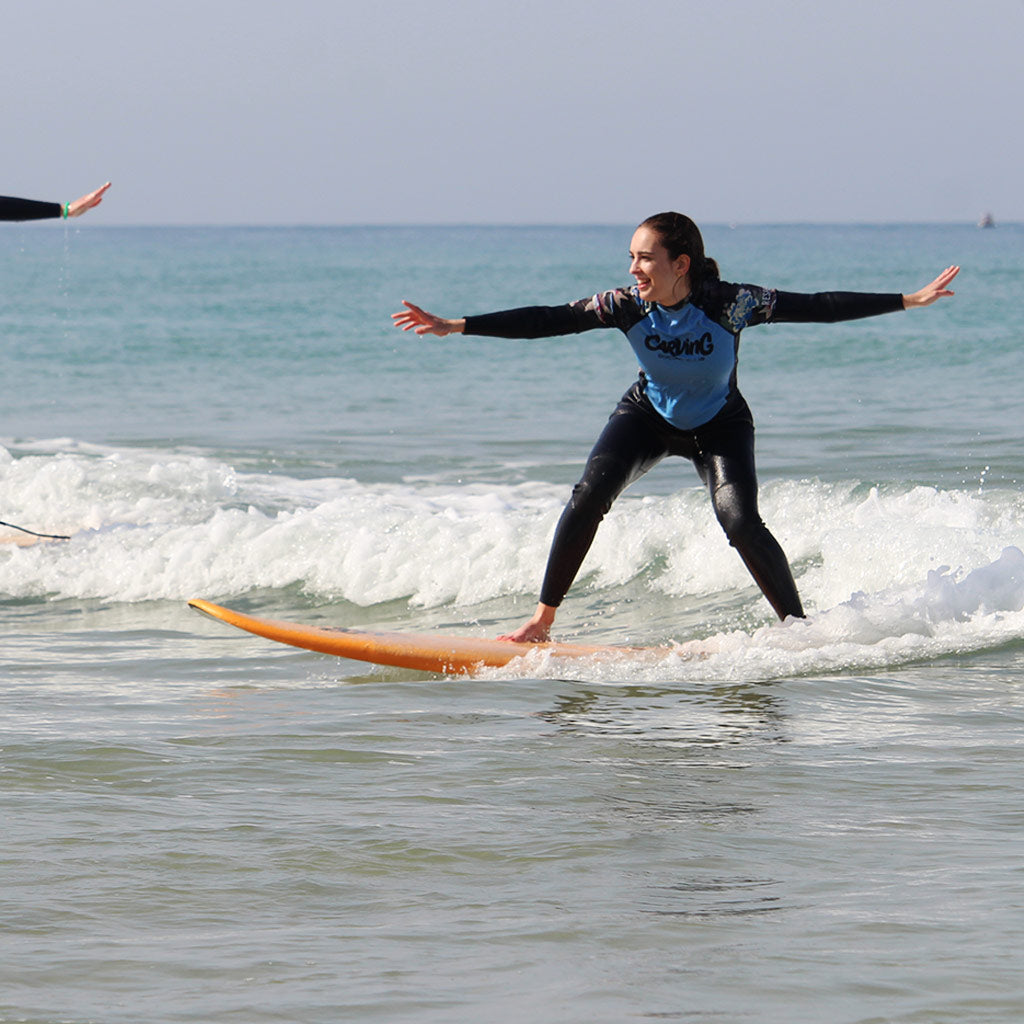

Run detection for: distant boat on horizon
[[978, 212, 996, 228]]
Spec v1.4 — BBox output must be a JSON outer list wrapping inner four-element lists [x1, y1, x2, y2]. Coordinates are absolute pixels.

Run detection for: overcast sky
[[5, 0, 1022, 225]]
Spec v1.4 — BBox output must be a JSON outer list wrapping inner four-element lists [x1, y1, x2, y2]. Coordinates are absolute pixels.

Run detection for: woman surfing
[[394, 212, 958, 642]]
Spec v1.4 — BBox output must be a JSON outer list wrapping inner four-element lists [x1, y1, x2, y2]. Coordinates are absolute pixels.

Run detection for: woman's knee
[[711, 484, 762, 544], [569, 457, 631, 520]]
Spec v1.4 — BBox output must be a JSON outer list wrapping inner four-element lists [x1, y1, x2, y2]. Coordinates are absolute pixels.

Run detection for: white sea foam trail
[[3, 444, 1024, 676]]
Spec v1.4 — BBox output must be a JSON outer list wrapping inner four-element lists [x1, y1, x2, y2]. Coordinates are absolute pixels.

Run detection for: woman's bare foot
[[498, 602, 557, 643]]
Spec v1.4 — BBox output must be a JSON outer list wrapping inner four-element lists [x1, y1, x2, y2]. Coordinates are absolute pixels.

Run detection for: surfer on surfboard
[[393, 212, 958, 643], [1, 182, 111, 222]]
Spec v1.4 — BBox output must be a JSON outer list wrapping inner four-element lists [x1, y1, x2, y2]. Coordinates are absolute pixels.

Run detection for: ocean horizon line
[[18, 219, 1019, 231]]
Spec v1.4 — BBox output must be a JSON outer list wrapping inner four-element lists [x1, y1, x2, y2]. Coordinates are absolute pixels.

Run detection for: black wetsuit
[[0, 196, 63, 222], [464, 281, 904, 619]]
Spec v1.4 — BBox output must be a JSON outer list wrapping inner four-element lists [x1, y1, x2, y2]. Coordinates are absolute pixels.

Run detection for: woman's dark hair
[[639, 212, 720, 288]]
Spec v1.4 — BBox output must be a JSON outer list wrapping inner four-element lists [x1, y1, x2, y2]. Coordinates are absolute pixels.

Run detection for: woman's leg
[[501, 395, 668, 640], [538, 400, 667, 609], [695, 419, 805, 620]]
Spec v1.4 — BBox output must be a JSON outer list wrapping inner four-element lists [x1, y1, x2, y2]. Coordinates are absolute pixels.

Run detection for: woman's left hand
[[903, 265, 960, 308]]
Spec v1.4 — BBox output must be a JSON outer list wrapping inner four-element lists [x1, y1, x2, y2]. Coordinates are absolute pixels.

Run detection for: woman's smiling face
[[628, 225, 692, 306]]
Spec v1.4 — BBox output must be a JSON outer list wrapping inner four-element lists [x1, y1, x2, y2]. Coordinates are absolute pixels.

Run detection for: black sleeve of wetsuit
[[772, 290, 904, 324], [463, 304, 589, 339], [0, 196, 63, 222]]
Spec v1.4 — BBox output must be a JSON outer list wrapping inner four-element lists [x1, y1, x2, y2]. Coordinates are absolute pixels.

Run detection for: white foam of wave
[[0, 445, 558, 603], [489, 546, 1024, 683], [3, 445, 1023, 683]]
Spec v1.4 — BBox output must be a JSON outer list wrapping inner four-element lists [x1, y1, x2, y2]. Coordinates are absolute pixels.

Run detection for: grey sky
[[5, 0, 1021, 225]]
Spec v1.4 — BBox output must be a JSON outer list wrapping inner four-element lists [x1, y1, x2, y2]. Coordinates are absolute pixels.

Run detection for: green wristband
[[62, 202, 70, 219]]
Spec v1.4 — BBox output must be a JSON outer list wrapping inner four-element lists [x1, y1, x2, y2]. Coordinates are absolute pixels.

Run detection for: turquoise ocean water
[[2, 222, 1023, 1022]]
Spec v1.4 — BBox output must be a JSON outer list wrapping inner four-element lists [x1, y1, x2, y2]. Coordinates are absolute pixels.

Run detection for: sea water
[[2, 222, 1023, 1023]]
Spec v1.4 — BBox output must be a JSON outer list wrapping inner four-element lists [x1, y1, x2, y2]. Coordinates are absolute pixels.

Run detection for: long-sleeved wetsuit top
[[0, 196, 63, 222], [464, 281, 904, 430]]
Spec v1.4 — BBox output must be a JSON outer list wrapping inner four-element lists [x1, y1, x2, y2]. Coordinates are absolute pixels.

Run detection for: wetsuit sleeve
[[463, 305, 584, 338], [0, 196, 63, 222], [463, 288, 637, 339], [771, 290, 904, 323]]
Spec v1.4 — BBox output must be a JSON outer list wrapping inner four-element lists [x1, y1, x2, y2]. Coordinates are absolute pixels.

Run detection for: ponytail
[[700, 255, 721, 284]]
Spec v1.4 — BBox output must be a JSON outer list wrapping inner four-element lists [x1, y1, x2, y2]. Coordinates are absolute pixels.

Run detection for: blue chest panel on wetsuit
[[574, 282, 775, 431], [624, 301, 739, 430]]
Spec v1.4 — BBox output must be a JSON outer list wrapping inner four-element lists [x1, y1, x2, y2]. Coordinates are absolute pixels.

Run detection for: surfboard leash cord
[[0, 518, 71, 541]]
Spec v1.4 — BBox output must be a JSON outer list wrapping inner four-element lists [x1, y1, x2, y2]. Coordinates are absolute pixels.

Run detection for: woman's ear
[[674, 253, 691, 277]]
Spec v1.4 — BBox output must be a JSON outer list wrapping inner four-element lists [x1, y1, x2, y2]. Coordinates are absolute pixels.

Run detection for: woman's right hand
[[391, 300, 465, 337], [497, 603, 558, 643]]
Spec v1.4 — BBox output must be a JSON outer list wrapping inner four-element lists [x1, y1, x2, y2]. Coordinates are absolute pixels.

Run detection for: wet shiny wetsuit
[[464, 281, 904, 619]]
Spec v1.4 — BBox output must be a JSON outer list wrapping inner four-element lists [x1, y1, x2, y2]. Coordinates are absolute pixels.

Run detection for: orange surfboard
[[188, 598, 651, 676]]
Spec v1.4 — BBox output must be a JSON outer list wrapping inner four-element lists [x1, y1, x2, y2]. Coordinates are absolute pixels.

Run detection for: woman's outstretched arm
[[0, 181, 111, 222]]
